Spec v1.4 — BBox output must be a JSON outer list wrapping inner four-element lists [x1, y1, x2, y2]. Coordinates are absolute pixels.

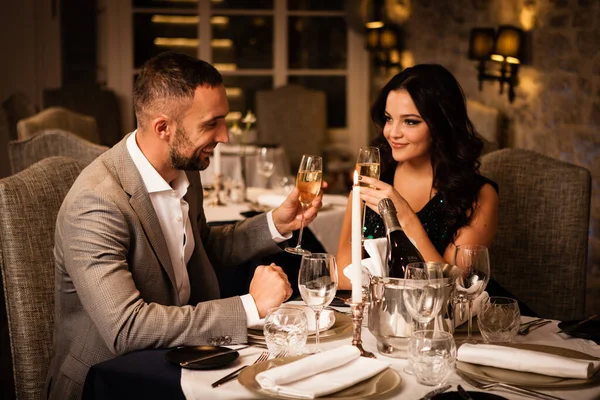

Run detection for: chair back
[[17, 107, 100, 144], [256, 84, 327, 170], [0, 157, 85, 400], [8, 129, 108, 175], [480, 148, 591, 320], [2, 92, 36, 141]]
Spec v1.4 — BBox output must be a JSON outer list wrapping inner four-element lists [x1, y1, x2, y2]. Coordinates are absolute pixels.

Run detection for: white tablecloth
[[181, 315, 600, 400], [200, 144, 291, 188], [204, 187, 347, 255]]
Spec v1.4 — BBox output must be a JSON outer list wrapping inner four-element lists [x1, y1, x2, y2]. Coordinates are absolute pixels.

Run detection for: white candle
[[213, 145, 222, 176], [351, 170, 362, 303]]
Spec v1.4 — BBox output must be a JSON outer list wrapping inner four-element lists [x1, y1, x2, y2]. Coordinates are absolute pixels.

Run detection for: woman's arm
[[335, 193, 354, 290], [359, 176, 498, 268]]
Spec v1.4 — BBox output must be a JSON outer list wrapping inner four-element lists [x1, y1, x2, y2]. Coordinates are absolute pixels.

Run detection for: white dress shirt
[[126, 132, 290, 326]]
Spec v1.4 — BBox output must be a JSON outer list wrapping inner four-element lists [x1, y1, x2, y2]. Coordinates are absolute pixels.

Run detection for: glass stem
[[296, 204, 306, 249], [467, 299, 474, 340], [314, 310, 321, 346]]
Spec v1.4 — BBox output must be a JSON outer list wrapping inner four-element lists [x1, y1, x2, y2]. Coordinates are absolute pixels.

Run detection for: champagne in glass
[[285, 155, 322, 255], [298, 253, 338, 349], [454, 244, 491, 344], [355, 146, 380, 240]]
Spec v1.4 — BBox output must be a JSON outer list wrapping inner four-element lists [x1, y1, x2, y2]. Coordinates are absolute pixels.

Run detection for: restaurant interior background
[[0, 0, 597, 315]]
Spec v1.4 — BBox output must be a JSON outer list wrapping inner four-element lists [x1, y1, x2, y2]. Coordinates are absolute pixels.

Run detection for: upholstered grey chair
[[480, 148, 591, 321], [17, 106, 100, 144], [256, 84, 327, 170], [0, 156, 85, 400], [8, 129, 108, 175]]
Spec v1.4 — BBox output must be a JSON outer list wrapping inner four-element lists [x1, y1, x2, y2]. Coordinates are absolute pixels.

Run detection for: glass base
[[284, 246, 312, 256]]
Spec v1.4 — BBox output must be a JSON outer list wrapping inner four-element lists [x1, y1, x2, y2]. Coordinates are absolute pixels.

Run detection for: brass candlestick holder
[[210, 174, 226, 206], [345, 299, 375, 358]]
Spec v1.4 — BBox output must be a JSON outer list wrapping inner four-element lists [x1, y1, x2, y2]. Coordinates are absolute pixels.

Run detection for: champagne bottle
[[378, 198, 424, 278]]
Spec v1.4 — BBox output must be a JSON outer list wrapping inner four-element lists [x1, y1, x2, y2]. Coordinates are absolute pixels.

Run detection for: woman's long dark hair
[[370, 64, 484, 240]]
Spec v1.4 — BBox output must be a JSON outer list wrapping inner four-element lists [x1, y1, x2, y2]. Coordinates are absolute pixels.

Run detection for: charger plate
[[457, 343, 600, 388], [238, 355, 401, 400], [248, 311, 352, 343]]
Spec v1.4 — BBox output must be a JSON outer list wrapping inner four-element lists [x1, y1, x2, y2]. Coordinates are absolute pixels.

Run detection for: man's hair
[[133, 51, 223, 128]]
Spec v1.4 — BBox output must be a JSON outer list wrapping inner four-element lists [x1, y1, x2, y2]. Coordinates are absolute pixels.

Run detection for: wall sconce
[[469, 25, 525, 102], [364, 0, 403, 71]]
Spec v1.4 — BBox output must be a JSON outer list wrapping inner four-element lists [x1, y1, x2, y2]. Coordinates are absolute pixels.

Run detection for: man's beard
[[169, 125, 209, 171]]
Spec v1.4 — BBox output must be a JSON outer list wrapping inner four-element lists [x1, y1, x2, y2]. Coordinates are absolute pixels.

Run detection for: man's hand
[[271, 182, 327, 236], [249, 264, 293, 318]]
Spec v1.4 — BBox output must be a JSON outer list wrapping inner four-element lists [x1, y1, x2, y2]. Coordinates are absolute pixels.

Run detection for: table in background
[[200, 144, 291, 188], [83, 316, 600, 400]]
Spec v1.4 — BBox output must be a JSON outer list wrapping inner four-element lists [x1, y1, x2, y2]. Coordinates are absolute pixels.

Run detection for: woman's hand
[[357, 175, 410, 218]]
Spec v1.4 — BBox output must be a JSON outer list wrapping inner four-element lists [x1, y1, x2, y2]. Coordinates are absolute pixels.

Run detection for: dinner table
[[82, 309, 600, 400]]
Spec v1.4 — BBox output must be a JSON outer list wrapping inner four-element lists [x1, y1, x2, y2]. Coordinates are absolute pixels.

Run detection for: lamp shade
[[494, 25, 524, 59], [469, 28, 495, 60]]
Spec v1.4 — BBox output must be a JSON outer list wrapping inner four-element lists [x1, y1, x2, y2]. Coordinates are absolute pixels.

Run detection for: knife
[[179, 345, 250, 366], [418, 384, 451, 400]]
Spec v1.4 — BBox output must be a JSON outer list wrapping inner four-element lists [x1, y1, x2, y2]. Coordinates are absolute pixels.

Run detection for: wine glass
[[453, 244, 491, 343], [355, 147, 380, 240], [298, 253, 338, 349], [285, 154, 322, 255], [256, 146, 275, 188]]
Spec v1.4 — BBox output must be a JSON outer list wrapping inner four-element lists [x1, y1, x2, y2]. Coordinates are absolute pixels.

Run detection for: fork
[[518, 319, 551, 335], [456, 370, 566, 400], [211, 351, 270, 388]]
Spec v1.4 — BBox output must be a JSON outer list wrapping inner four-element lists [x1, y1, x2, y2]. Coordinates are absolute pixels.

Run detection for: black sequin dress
[[364, 164, 537, 316]]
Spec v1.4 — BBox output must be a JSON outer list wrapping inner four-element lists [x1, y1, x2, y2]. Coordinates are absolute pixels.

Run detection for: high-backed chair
[[8, 129, 108, 175], [0, 157, 85, 400], [480, 148, 591, 321], [16, 107, 100, 144], [256, 84, 327, 170]]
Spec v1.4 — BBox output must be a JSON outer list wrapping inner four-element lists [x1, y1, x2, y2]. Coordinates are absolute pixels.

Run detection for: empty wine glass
[[355, 147, 380, 240], [285, 154, 322, 255], [256, 147, 275, 188], [403, 262, 445, 374], [454, 244, 491, 344], [298, 253, 338, 349]]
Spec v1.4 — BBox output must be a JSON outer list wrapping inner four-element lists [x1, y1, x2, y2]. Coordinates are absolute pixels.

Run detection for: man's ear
[[150, 115, 171, 141]]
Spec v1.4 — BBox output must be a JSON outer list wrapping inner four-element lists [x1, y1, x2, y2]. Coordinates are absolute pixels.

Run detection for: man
[[45, 51, 324, 399]]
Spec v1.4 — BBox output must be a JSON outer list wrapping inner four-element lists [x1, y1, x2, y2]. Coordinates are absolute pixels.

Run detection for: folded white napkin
[[458, 343, 600, 379], [249, 305, 335, 334], [255, 345, 390, 399], [342, 237, 387, 284], [453, 291, 489, 328]]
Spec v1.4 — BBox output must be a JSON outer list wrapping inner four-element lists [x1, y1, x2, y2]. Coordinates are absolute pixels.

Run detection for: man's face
[[169, 84, 229, 171]]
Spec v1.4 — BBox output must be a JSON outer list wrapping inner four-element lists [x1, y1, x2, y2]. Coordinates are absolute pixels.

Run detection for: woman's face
[[383, 89, 432, 164]]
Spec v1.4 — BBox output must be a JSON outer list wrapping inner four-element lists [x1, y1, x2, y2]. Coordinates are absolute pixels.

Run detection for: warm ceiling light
[[214, 63, 237, 71], [506, 56, 520, 64], [210, 16, 229, 25], [490, 54, 504, 62], [225, 87, 242, 97], [154, 37, 198, 47], [151, 15, 198, 24], [211, 39, 232, 48], [365, 21, 384, 29]]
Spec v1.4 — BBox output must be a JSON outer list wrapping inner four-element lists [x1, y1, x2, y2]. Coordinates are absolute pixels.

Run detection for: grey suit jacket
[[46, 135, 283, 399]]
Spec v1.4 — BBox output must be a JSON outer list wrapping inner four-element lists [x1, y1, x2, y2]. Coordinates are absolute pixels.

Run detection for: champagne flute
[[298, 253, 338, 349], [355, 147, 380, 240], [285, 154, 322, 255], [256, 146, 275, 188], [453, 244, 491, 343]]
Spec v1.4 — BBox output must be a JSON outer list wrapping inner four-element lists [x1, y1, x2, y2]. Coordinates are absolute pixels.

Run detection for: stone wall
[[374, 0, 599, 314]]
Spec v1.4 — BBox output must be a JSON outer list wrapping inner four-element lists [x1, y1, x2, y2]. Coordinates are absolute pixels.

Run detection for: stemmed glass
[[285, 154, 322, 255], [298, 253, 338, 349], [256, 146, 275, 188], [355, 146, 380, 240], [402, 262, 445, 374], [453, 244, 491, 343]]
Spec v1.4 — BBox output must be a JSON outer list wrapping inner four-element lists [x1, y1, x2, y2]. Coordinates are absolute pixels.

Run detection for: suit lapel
[[110, 137, 178, 297]]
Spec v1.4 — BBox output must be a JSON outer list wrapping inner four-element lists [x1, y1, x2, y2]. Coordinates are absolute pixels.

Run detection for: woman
[[336, 64, 498, 289]]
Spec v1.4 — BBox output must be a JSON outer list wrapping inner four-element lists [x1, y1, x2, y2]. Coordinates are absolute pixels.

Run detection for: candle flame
[[353, 170, 359, 186]]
